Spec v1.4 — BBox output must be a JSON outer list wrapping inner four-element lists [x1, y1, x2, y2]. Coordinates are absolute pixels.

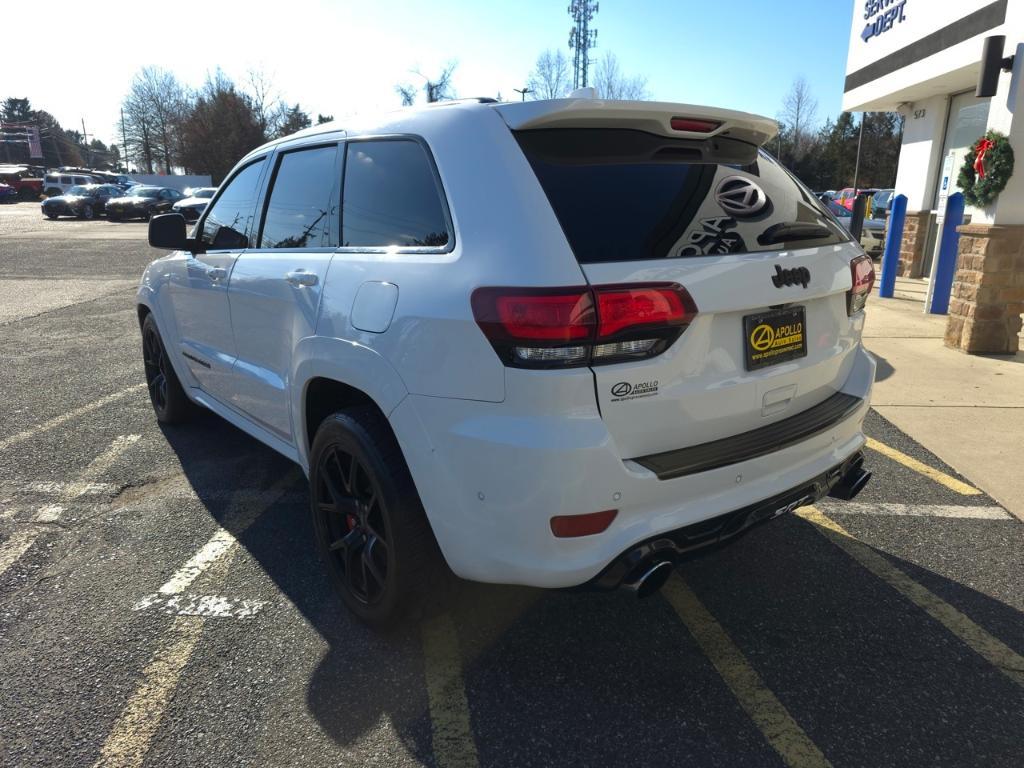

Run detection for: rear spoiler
[[494, 98, 778, 148]]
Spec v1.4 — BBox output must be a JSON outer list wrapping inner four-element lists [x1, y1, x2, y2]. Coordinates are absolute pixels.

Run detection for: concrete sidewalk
[[864, 276, 1024, 519]]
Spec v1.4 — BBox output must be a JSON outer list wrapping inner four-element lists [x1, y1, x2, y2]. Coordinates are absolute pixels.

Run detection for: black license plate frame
[[743, 306, 808, 371]]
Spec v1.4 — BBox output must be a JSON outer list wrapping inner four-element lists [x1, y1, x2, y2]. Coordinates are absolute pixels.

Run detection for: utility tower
[[568, 1, 599, 89]]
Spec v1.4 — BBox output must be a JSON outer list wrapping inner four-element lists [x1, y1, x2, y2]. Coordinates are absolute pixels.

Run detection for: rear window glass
[[341, 139, 451, 249], [515, 128, 848, 263]]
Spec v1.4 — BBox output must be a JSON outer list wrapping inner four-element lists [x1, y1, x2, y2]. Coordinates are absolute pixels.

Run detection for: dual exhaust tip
[[617, 454, 871, 599], [621, 560, 674, 599]]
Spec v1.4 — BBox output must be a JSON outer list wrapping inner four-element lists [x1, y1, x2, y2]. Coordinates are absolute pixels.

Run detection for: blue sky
[[6, 0, 856, 144]]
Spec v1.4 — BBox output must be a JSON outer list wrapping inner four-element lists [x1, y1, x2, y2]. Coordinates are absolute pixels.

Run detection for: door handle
[[285, 270, 318, 287], [206, 266, 228, 280]]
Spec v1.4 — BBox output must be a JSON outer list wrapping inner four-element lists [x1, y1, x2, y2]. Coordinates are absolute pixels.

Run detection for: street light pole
[[852, 113, 865, 192], [513, 87, 532, 102]]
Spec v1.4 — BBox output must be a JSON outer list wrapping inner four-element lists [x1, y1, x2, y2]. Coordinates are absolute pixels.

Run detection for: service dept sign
[[862, 0, 908, 43]]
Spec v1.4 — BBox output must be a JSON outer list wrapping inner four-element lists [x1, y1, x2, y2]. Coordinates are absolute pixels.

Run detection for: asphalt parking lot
[[1, 200, 1022, 768]]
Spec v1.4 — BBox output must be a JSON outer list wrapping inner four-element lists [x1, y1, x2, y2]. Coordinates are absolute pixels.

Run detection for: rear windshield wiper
[[757, 222, 835, 246]]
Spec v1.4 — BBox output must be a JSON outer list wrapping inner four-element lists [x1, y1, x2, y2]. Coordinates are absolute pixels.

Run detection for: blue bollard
[[926, 192, 965, 315], [879, 194, 906, 299]]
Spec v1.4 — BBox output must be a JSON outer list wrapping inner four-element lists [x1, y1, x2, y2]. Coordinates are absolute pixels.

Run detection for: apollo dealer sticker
[[610, 380, 659, 402]]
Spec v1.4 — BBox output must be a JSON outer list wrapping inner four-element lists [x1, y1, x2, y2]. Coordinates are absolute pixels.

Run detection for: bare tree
[[780, 77, 818, 160], [418, 62, 457, 103], [395, 84, 417, 106], [396, 63, 457, 105], [592, 53, 649, 100], [122, 67, 188, 173], [527, 50, 571, 100]]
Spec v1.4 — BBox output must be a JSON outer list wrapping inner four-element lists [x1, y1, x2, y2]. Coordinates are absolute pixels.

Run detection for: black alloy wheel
[[315, 445, 392, 606], [309, 408, 447, 629], [141, 314, 192, 423]]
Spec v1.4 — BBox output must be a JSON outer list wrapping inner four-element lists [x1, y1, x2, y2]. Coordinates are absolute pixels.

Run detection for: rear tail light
[[847, 254, 875, 315], [550, 509, 618, 538], [670, 117, 721, 133], [472, 284, 697, 368]]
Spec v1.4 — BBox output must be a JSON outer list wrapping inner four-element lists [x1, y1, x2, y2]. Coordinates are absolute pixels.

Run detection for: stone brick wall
[[945, 223, 1024, 354], [896, 211, 931, 277]]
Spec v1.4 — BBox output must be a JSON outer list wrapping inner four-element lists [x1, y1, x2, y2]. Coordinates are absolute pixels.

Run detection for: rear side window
[[260, 145, 338, 248], [341, 139, 451, 249], [201, 159, 265, 249], [515, 128, 847, 263]]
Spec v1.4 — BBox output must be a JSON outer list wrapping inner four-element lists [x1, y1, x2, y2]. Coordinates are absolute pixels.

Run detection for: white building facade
[[844, 0, 1024, 353]]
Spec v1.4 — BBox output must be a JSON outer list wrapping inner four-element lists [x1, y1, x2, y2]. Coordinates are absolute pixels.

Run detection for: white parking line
[[0, 435, 140, 581], [0, 384, 146, 453], [154, 474, 299, 597], [133, 593, 269, 619], [93, 471, 299, 768], [820, 502, 1010, 520]]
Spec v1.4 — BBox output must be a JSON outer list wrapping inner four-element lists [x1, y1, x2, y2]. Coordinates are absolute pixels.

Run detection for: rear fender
[[291, 336, 409, 472]]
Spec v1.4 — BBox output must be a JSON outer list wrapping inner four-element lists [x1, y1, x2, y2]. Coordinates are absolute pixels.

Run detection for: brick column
[[945, 223, 1024, 354], [895, 210, 931, 277]]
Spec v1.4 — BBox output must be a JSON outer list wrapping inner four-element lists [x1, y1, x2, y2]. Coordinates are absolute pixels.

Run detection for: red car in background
[[0, 165, 44, 200], [835, 187, 881, 212]]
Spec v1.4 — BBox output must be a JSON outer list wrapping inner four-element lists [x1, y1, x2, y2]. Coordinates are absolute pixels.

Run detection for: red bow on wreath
[[974, 138, 996, 179]]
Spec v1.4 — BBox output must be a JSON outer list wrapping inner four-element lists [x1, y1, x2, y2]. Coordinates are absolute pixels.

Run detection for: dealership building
[[844, 0, 1024, 353]]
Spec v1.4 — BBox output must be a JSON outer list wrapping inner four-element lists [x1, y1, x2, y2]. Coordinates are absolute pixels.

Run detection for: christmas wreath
[[957, 130, 1014, 207]]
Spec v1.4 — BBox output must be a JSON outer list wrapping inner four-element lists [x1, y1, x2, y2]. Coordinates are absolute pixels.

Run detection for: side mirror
[[148, 213, 203, 252]]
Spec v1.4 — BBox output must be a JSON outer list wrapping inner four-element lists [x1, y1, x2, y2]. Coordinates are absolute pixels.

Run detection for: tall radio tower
[[568, 1, 599, 89]]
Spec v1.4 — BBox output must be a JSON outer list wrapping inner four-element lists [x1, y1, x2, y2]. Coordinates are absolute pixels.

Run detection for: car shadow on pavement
[[871, 351, 895, 382], [158, 412, 1024, 766]]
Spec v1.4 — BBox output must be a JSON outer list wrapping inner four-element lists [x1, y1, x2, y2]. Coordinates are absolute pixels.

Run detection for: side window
[[60, 176, 71, 185], [259, 145, 338, 249], [200, 159, 265, 250], [341, 139, 450, 248]]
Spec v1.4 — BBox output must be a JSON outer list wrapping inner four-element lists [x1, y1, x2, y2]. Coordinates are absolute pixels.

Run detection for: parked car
[[106, 186, 185, 220], [0, 165, 44, 200], [40, 184, 123, 219], [171, 187, 217, 221], [835, 187, 880, 212], [43, 172, 99, 197], [138, 97, 875, 627], [871, 188, 895, 219], [0, 182, 18, 203], [825, 199, 886, 257]]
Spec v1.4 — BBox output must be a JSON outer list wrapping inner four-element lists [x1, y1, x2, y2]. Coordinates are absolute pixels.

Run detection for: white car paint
[[137, 97, 874, 589]]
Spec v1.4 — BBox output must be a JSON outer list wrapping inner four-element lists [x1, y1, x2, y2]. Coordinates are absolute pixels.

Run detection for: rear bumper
[[390, 345, 875, 588], [586, 449, 868, 590]]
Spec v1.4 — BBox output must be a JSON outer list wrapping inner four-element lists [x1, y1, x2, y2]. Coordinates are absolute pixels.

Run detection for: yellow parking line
[[662, 575, 832, 768], [798, 506, 1024, 689], [865, 437, 981, 496], [92, 473, 298, 768], [0, 384, 146, 453], [91, 614, 206, 768], [421, 612, 479, 768]]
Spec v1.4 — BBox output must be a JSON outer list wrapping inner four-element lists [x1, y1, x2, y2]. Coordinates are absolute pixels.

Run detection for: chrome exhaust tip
[[828, 463, 872, 501], [622, 560, 673, 599]]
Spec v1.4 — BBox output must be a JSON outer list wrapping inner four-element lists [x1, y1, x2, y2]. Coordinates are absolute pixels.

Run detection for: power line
[[568, 1, 599, 90]]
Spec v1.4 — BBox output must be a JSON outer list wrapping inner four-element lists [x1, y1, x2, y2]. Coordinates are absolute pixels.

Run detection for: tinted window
[[260, 145, 338, 249], [201, 160, 265, 249], [342, 140, 450, 248], [516, 129, 848, 263]]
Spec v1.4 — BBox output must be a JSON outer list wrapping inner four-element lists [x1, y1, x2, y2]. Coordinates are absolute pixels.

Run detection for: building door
[[921, 91, 989, 277]]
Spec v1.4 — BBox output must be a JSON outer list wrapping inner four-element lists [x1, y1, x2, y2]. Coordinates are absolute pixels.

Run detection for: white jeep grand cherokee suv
[[138, 96, 875, 627]]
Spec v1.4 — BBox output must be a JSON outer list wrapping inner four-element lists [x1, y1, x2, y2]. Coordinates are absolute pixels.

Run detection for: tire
[[79, 204, 94, 220], [45, 188, 61, 198], [141, 314, 193, 424], [45, 212, 58, 220], [140, 209, 151, 221], [108, 212, 121, 221], [309, 407, 446, 630]]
